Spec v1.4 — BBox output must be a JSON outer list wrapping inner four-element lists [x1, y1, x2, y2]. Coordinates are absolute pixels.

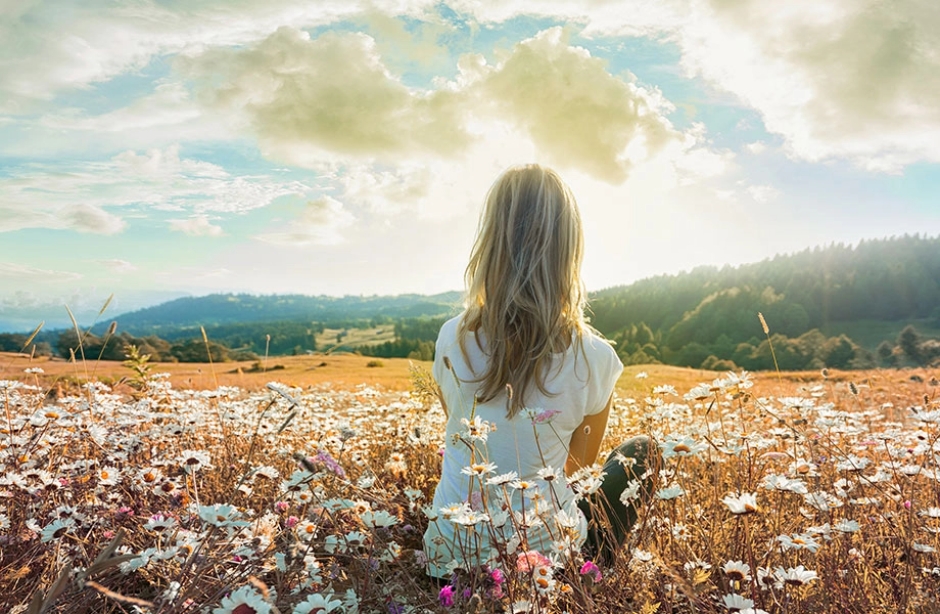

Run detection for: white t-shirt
[[423, 313, 623, 577]]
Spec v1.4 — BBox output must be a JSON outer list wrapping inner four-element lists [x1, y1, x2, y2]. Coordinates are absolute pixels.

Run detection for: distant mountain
[[108, 291, 463, 334], [7, 234, 940, 371]]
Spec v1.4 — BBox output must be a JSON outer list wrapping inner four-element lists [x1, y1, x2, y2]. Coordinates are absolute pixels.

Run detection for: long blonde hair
[[459, 164, 587, 418]]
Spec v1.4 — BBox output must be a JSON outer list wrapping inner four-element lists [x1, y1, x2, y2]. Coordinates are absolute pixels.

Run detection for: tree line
[[592, 234, 940, 370], [5, 234, 940, 370]]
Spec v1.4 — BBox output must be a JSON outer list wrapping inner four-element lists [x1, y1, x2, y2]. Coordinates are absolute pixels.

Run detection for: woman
[[423, 164, 652, 581]]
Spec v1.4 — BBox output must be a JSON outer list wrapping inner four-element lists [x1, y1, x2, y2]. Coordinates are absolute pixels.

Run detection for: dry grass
[[2, 353, 940, 613], [0, 351, 424, 393]]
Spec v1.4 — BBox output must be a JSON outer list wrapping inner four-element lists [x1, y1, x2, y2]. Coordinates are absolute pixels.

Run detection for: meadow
[[1, 350, 939, 613]]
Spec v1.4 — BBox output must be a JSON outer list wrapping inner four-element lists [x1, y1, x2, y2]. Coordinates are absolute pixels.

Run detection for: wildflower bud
[[849, 382, 858, 396], [107, 321, 117, 336]]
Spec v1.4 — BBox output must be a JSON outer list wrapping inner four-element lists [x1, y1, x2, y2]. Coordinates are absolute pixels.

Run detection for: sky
[[2, 0, 940, 331]]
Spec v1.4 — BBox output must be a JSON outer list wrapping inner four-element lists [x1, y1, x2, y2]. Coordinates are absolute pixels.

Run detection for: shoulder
[[437, 313, 464, 344], [579, 328, 620, 367]]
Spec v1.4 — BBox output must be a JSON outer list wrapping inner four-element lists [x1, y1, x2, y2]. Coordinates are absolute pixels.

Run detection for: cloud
[[169, 215, 224, 236], [0, 1, 418, 114], [473, 27, 684, 183], [61, 204, 126, 234], [0, 145, 312, 233], [745, 141, 767, 154], [459, 0, 940, 171], [254, 196, 355, 246], [179, 24, 704, 185], [180, 27, 471, 162], [0, 262, 83, 283], [746, 184, 781, 203], [93, 259, 138, 273], [666, 0, 940, 171]]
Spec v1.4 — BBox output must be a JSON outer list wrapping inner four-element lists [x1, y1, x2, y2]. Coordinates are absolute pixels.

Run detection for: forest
[[4, 235, 940, 370]]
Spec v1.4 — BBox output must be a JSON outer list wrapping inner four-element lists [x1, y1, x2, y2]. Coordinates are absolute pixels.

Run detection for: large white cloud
[[454, 0, 940, 171], [179, 24, 711, 187], [0, 0, 439, 114], [5, 1, 938, 171], [472, 27, 684, 183], [180, 27, 472, 161]]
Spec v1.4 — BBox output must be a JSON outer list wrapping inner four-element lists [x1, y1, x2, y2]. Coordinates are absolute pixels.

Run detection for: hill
[[5, 235, 940, 370], [589, 234, 940, 370], [109, 291, 462, 332]]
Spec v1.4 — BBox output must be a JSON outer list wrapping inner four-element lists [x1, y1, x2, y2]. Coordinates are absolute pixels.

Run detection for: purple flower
[[438, 585, 455, 608], [580, 560, 602, 582], [309, 450, 346, 478]]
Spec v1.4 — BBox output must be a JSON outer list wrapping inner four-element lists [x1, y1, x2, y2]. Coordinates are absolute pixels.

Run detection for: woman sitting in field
[[422, 164, 654, 582]]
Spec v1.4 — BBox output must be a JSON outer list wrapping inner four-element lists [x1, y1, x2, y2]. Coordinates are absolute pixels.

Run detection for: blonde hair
[[459, 164, 587, 418]]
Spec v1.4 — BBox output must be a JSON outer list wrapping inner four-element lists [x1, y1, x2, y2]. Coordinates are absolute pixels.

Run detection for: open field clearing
[[2, 354, 940, 613], [314, 327, 398, 352]]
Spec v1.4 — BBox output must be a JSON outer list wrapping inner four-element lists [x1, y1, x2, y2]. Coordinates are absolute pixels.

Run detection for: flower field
[[2, 357, 940, 613]]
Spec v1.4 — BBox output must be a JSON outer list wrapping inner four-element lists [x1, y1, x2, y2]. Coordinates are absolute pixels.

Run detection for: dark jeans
[[576, 435, 655, 565]]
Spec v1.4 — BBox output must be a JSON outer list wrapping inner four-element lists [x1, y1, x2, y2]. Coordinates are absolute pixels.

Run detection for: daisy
[[723, 492, 760, 514], [461, 416, 494, 442], [833, 519, 861, 532], [722, 593, 754, 610], [198, 504, 249, 529], [656, 484, 685, 500], [762, 474, 808, 494], [97, 466, 122, 486], [179, 450, 212, 473], [462, 462, 498, 477], [360, 510, 398, 528], [487, 471, 519, 486], [536, 466, 561, 482], [722, 560, 752, 583], [144, 514, 177, 532], [451, 509, 490, 527], [777, 532, 821, 553], [620, 480, 642, 505], [212, 585, 271, 614], [773, 565, 819, 587], [660, 436, 708, 459], [41, 517, 75, 543]]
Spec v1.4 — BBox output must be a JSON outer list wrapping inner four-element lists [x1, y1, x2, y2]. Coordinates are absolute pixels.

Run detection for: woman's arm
[[565, 394, 612, 476]]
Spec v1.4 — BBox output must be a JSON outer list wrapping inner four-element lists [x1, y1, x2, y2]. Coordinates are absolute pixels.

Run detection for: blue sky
[[1, 1, 939, 331]]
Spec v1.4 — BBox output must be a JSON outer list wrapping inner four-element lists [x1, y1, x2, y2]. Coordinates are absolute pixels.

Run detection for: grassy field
[[314, 326, 397, 352], [2, 352, 940, 613]]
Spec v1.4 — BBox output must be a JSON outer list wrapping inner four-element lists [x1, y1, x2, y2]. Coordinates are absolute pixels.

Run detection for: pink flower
[[286, 516, 299, 528], [490, 568, 504, 585], [580, 560, 602, 582], [274, 501, 289, 512], [532, 409, 562, 424], [438, 585, 455, 608], [517, 550, 552, 572]]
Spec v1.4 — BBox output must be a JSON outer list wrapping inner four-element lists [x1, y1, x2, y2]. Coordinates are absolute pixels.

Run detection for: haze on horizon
[[2, 1, 940, 330]]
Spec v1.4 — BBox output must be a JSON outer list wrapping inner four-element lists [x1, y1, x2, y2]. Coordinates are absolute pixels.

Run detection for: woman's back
[[421, 164, 627, 579], [423, 314, 622, 577]]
